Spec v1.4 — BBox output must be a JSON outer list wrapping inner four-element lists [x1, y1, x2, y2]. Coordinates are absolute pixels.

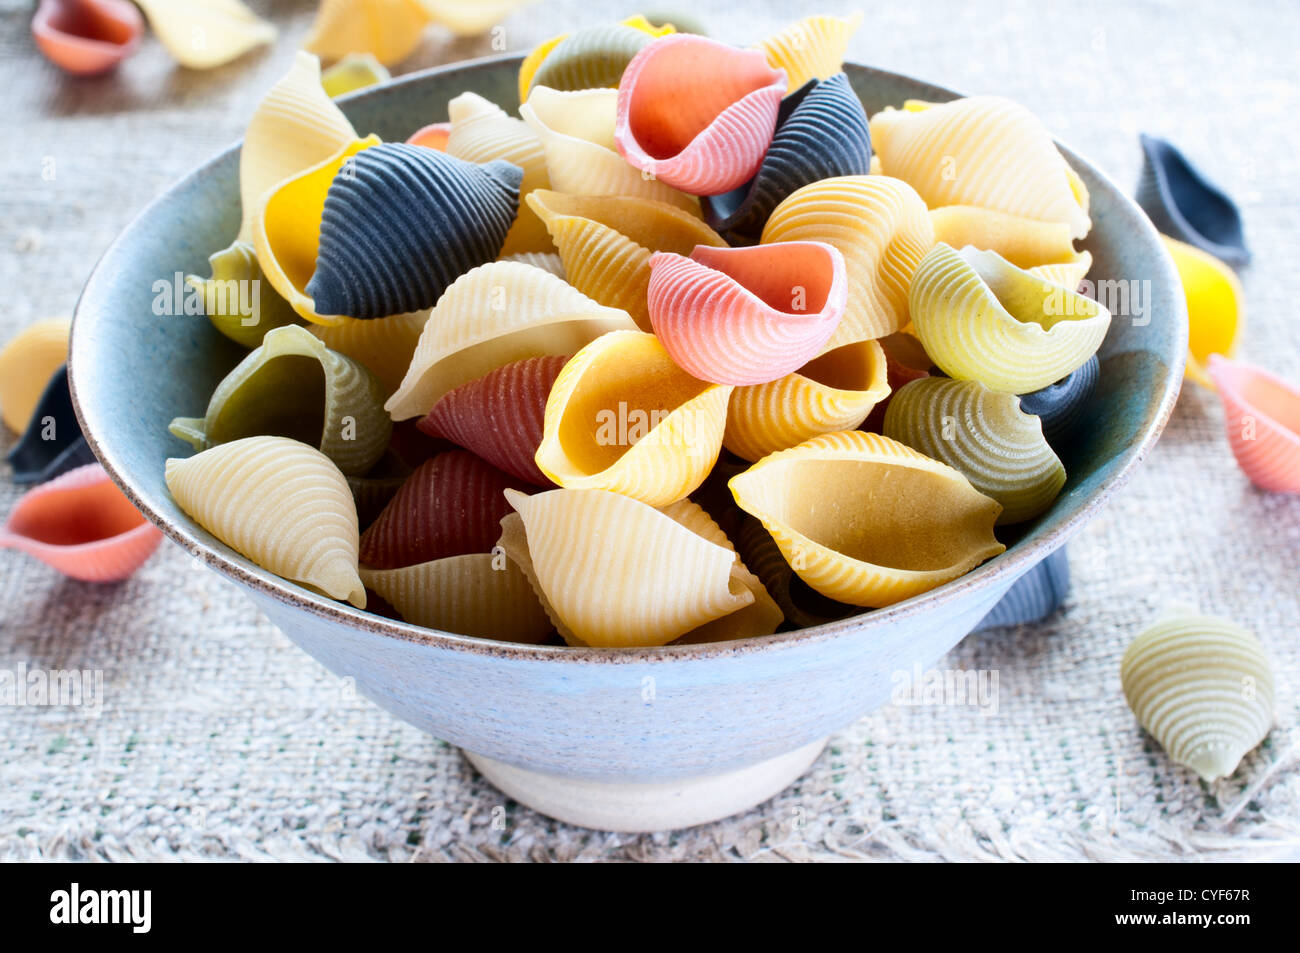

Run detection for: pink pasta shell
[[416, 355, 569, 486], [615, 34, 786, 196], [647, 241, 848, 385], [32, 0, 143, 76], [1207, 355, 1300, 493], [406, 122, 452, 151], [0, 463, 161, 582]]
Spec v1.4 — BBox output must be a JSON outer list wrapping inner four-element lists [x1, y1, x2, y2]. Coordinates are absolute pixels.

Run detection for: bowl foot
[[463, 738, 828, 833]]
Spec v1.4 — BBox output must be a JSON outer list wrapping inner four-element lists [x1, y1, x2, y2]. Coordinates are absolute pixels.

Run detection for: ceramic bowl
[[69, 54, 1187, 832]]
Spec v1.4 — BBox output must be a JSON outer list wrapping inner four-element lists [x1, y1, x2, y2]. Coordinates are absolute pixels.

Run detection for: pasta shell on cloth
[[1137, 133, 1250, 266], [417, 355, 569, 486], [385, 261, 636, 420], [32, 0, 143, 77], [647, 241, 847, 385], [359, 450, 533, 569], [1121, 610, 1275, 782], [752, 12, 863, 93], [761, 175, 935, 346], [1018, 353, 1099, 446], [884, 377, 1066, 525], [526, 22, 658, 94], [134, 0, 275, 70], [534, 330, 731, 506], [307, 310, 428, 397], [729, 431, 1005, 608], [502, 488, 752, 647], [520, 86, 698, 212], [360, 553, 552, 642], [407, 122, 451, 150], [1164, 235, 1245, 389], [1206, 356, 1300, 494], [929, 205, 1090, 273], [416, 0, 535, 37], [870, 96, 1092, 239], [168, 325, 392, 477], [303, 0, 431, 66], [516, 14, 674, 104], [237, 52, 358, 243], [6, 366, 96, 486], [499, 251, 565, 278], [526, 189, 725, 331], [186, 241, 300, 349], [614, 34, 787, 196], [321, 53, 391, 97], [704, 73, 873, 244], [165, 436, 366, 607], [909, 243, 1110, 393], [1, 464, 162, 583], [446, 92, 552, 255], [724, 336, 890, 462], [0, 318, 70, 433], [730, 516, 856, 630]]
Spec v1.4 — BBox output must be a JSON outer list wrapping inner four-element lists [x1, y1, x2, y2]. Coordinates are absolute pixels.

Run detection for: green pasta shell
[[169, 325, 391, 476], [185, 240, 299, 348], [528, 24, 655, 93], [883, 376, 1066, 525]]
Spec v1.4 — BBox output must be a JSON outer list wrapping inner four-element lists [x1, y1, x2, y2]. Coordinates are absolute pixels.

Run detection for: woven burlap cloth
[[2, 0, 1297, 862]]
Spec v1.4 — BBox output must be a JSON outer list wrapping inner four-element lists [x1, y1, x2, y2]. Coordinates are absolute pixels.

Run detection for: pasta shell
[[752, 12, 862, 93], [1206, 356, 1300, 494], [307, 309, 428, 397], [166, 436, 365, 606], [238, 52, 357, 243], [520, 86, 698, 212], [909, 243, 1110, 393], [527, 23, 657, 94], [32, 0, 143, 76], [647, 241, 847, 385], [6, 366, 96, 486], [134, 0, 275, 70], [725, 337, 890, 462], [729, 431, 1005, 607], [0, 318, 70, 433], [407, 122, 451, 150], [534, 330, 731, 506], [303, 0, 430, 66], [975, 547, 1070, 631], [730, 515, 856, 629], [1018, 353, 1099, 446], [1121, 611, 1275, 782], [516, 14, 674, 104], [320, 53, 391, 97], [883, 377, 1066, 525], [385, 261, 636, 420], [1164, 236, 1245, 389], [526, 189, 725, 331], [614, 34, 786, 196], [870, 96, 1091, 239], [1027, 253, 1093, 292], [499, 251, 565, 278], [168, 325, 392, 477], [502, 488, 752, 647], [417, 355, 568, 486], [636, 10, 707, 36], [929, 205, 1086, 271], [185, 240, 300, 349], [1137, 133, 1250, 266], [415, 0, 534, 37], [0, 464, 162, 583], [359, 450, 532, 569], [761, 175, 935, 346], [360, 553, 552, 642], [346, 449, 411, 530], [446, 92, 552, 255], [860, 331, 933, 434], [703, 73, 873, 243]]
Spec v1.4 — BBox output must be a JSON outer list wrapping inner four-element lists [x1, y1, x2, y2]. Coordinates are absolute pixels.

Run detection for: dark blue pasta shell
[[308, 143, 522, 319], [1136, 133, 1249, 266], [703, 73, 872, 243], [6, 365, 95, 485], [1018, 353, 1098, 446], [974, 547, 1070, 632]]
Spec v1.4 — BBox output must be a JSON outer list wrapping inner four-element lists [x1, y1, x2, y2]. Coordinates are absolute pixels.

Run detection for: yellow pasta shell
[[0, 318, 70, 433], [135, 0, 276, 71], [416, 0, 535, 37], [308, 310, 428, 397], [753, 12, 863, 92], [1027, 253, 1093, 291], [304, 0, 432, 66], [929, 205, 1084, 270]]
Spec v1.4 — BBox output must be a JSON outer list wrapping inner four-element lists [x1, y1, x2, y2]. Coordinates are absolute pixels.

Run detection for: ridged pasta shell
[[977, 547, 1070, 630], [909, 243, 1110, 393], [1206, 356, 1300, 494], [929, 205, 1086, 271], [1164, 235, 1245, 389], [703, 73, 872, 243], [385, 261, 636, 420], [417, 355, 568, 486], [238, 52, 357, 242], [615, 34, 786, 196], [0, 463, 162, 583], [499, 251, 565, 278], [416, 0, 535, 37], [360, 553, 552, 642], [647, 242, 847, 385], [134, 0, 275, 70], [729, 431, 1005, 607], [307, 309, 428, 397], [1121, 611, 1275, 782], [526, 189, 725, 331], [730, 515, 856, 629], [520, 86, 698, 212], [870, 96, 1091, 239], [761, 175, 935, 346], [1018, 353, 1099, 446], [0, 318, 70, 433], [165, 436, 365, 607], [321, 53, 391, 97], [502, 488, 752, 647], [517, 15, 675, 104], [185, 240, 300, 349], [534, 330, 731, 505], [1028, 253, 1093, 292], [6, 366, 95, 486], [168, 325, 391, 476], [860, 331, 934, 434], [32, 0, 143, 76], [1137, 133, 1249, 266], [528, 23, 656, 93], [883, 377, 1066, 525], [725, 337, 889, 462], [446, 91, 552, 255], [752, 12, 862, 93], [303, 0, 430, 66]]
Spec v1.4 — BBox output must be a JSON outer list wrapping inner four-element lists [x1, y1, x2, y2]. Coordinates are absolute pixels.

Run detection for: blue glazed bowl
[[69, 55, 1186, 823]]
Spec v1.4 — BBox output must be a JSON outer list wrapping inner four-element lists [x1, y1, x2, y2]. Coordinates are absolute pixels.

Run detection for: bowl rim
[[69, 51, 1188, 664]]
